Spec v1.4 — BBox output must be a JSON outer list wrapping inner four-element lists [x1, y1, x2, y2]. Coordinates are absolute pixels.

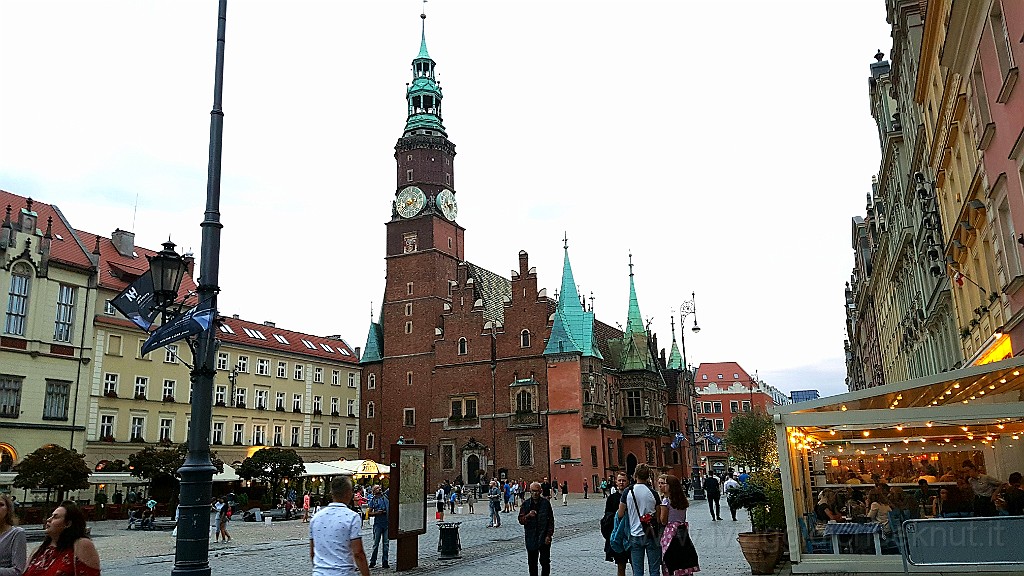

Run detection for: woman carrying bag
[[656, 474, 699, 576]]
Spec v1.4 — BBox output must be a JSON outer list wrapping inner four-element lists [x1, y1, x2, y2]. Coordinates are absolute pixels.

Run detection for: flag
[[110, 273, 158, 330], [140, 299, 214, 356], [953, 271, 964, 287], [670, 432, 686, 449]]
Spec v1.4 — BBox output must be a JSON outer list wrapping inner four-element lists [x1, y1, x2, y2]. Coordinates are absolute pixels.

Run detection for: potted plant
[[103, 391, 118, 399], [162, 395, 175, 403], [725, 410, 786, 574], [100, 434, 115, 443]]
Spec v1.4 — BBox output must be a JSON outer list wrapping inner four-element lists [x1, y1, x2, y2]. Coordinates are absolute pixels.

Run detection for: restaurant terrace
[[772, 356, 1024, 573]]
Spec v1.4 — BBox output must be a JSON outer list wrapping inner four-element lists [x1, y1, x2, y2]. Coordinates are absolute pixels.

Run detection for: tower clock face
[[436, 189, 458, 221], [396, 186, 426, 218]]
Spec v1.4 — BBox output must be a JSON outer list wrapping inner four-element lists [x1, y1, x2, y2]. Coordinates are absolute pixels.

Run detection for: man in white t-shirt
[[617, 464, 662, 576], [310, 476, 370, 576]]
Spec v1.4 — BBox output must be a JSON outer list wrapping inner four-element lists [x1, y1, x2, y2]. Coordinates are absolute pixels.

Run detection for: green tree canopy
[[236, 448, 304, 498], [128, 444, 224, 504], [128, 444, 224, 481], [13, 445, 91, 502], [724, 409, 778, 471]]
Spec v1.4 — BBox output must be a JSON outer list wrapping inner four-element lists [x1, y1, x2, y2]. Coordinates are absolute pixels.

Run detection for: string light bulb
[[896, 425, 904, 431], [862, 430, 870, 437]]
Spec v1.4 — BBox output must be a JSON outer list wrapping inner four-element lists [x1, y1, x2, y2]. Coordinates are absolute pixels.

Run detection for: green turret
[[404, 12, 446, 137], [619, 255, 656, 371]]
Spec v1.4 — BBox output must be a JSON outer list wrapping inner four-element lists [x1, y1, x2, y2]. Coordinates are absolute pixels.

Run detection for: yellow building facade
[[916, 0, 1008, 363], [1, 192, 97, 470], [1, 190, 361, 476]]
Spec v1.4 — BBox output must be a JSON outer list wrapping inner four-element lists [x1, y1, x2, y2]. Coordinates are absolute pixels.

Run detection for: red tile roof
[[695, 362, 753, 388], [1, 190, 94, 271], [216, 315, 359, 364], [75, 230, 199, 300]]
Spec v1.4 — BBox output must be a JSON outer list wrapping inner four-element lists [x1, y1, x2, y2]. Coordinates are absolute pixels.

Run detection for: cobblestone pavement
[[89, 496, 787, 576]]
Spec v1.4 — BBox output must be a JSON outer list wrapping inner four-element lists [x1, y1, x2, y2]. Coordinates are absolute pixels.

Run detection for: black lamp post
[[679, 292, 703, 499], [170, 2, 227, 576]]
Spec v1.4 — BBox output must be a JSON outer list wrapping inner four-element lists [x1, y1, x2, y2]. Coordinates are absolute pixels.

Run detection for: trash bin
[[437, 521, 462, 559]]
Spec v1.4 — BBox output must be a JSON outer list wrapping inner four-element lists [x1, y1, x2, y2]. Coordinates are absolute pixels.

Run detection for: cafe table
[[822, 521, 883, 555]]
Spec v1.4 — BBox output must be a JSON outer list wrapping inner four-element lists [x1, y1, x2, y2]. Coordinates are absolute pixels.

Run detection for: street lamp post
[[678, 292, 703, 499], [171, 2, 227, 576]]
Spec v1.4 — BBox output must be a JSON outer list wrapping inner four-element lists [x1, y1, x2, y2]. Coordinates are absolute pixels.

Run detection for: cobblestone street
[[89, 496, 779, 576]]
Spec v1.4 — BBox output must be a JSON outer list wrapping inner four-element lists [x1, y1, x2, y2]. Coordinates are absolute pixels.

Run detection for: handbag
[[630, 485, 661, 540], [610, 511, 631, 553]]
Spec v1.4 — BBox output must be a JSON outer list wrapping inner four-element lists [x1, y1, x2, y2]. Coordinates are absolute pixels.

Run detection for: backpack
[[610, 511, 632, 553]]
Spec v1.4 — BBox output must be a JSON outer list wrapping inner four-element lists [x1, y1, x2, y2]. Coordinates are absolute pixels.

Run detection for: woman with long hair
[[23, 502, 100, 576], [656, 475, 699, 576], [0, 494, 27, 576]]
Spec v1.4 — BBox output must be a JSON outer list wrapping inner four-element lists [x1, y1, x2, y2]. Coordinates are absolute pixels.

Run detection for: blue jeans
[[628, 533, 662, 576], [370, 523, 389, 566], [489, 501, 501, 526]]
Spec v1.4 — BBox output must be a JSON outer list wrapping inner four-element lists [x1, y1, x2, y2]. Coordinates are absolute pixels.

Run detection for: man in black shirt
[[703, 473, 722, 521]]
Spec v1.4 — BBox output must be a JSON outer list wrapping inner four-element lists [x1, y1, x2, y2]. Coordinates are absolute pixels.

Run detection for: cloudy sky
[[0, 1, 893, 398]]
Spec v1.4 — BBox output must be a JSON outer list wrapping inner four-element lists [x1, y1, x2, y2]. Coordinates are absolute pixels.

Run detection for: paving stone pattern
[[91, 496, 789, 576]]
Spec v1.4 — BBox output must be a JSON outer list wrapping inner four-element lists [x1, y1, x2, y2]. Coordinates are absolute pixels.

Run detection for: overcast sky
[[0, 1, 893, 398]]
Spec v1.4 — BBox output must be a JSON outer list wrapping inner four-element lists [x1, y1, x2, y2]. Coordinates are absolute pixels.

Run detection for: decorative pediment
[[462, 437, 486, 451]]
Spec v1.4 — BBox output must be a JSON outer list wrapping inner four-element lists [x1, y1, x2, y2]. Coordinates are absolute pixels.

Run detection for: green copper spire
[[619, 254, 656, 371], [625, 253, 645, 337], [544, 236, 602, 359], [667, 317, 683, 370], [404, 12, 446, 137], [417, 12, 430, 59]]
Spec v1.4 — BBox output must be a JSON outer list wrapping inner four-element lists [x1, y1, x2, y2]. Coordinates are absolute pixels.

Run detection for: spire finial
[[563, 232, 568, 250], [628, 252, 634, 277]]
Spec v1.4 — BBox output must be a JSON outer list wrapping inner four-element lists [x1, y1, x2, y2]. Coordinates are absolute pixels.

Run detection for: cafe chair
[[798, 516, 832, 554]]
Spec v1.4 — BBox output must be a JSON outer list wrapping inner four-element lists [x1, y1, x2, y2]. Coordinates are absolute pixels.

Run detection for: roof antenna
[[131, 193, 139, 232]]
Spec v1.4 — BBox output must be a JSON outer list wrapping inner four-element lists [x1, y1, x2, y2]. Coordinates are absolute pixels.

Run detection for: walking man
[[703, 473, 722, 520], [519, 481, 554, 576], [309, 476, 370, 576], [367, 485, 389, 569], [584, 479, 589, 499]]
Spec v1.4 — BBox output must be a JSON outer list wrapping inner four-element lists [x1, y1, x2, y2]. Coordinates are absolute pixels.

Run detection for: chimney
[[232, 314, 239, 319], [354, 346, 361, 361], [182, 251, 195, 278], [111, 228, 135, 257], [263, 321, 275, 327]]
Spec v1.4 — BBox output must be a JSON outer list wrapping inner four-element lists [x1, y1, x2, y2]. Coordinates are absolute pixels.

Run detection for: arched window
[[367, 402, 375, 418], [670, 419, 678, 432], [520, 330, 531, 348], [516, 390, 533, 413], [672, 451, 680, 465], [366, 433, 375, 450], [5, 262, 31, 336], [458, 337, 468, 355], [368, 374, 376, 389]]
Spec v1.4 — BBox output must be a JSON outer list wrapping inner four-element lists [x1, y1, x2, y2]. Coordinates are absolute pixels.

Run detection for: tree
[[13, 445, 91, 502], [724, 409, 778, 471], [128, 444, 224, 504], [236, 447, 304, 499]]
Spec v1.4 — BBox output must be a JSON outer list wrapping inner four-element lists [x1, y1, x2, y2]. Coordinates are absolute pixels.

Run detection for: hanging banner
[[140, 299, 214, 356], [110, 273, 158, 331]]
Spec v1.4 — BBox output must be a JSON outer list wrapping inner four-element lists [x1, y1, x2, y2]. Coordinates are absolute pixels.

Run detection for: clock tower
[[362, 12, 466, 459]]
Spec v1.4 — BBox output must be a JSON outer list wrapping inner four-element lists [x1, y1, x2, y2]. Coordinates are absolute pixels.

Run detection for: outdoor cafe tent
[[335, 459, 390, 477], [771, 356, 1024, 574], [213, 463, 240, 483], [299, 461, 351, 477]]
